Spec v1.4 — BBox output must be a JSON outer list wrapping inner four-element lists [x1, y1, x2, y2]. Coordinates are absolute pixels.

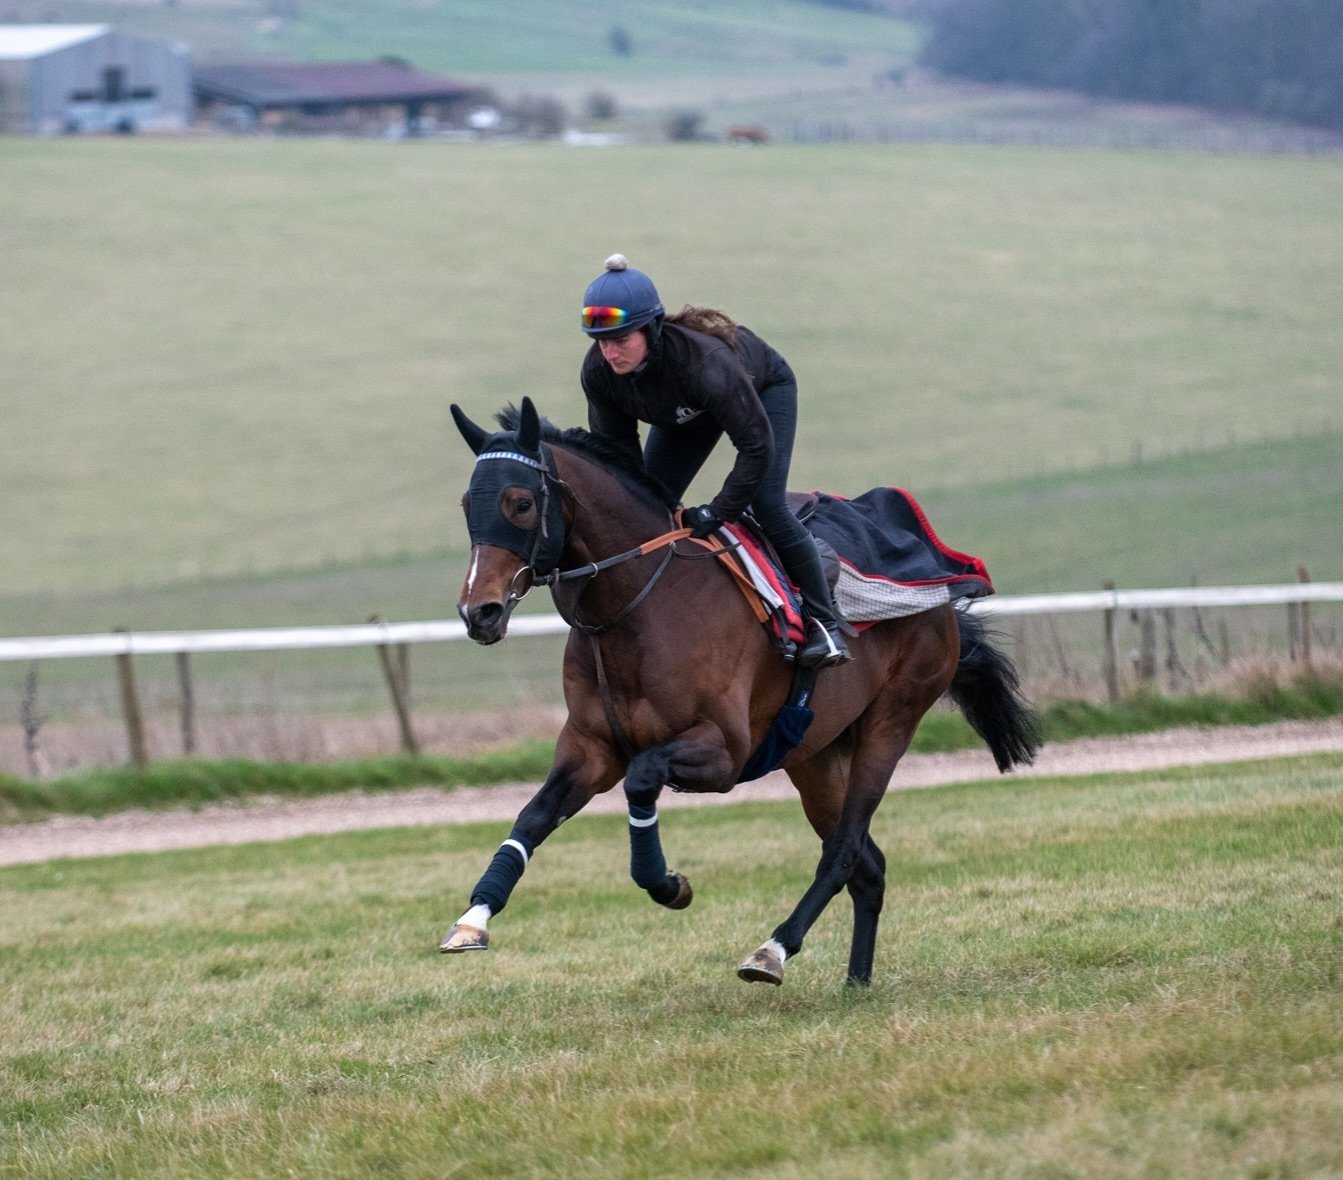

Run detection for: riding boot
[[775, 538, 852, 668]]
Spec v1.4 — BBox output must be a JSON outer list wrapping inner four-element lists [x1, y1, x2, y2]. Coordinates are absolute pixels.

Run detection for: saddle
[[690, 486, 994, 663], [681, 489, 993, 782]]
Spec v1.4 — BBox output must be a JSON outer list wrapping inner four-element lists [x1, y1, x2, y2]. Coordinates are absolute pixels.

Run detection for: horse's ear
[[518, 396, 541, 458], [451, 404, 489, 455]]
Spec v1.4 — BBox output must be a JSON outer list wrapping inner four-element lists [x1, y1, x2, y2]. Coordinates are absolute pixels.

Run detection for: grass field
[[1, 754, 1339, 1177], [0, 0, 922, 83], [4, 136, 1341, 758], [4, 139, 1341, 603]]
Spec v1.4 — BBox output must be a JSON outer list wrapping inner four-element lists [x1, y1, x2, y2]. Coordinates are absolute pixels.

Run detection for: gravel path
[[2, 719, 1339, 868]]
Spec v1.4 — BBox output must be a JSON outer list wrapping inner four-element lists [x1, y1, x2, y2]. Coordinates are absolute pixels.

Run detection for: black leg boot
[[776, 539, 852, 668]]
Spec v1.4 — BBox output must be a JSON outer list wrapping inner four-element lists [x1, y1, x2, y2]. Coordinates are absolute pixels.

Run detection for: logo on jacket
[[675, 405, 704, 424]]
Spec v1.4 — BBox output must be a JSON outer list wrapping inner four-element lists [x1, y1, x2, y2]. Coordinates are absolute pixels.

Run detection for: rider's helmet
[[581, 254, 665, 339]]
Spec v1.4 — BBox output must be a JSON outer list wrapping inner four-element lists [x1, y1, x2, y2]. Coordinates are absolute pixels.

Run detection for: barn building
[[0, 24, 191, 134], [193, 59, 479, 135]]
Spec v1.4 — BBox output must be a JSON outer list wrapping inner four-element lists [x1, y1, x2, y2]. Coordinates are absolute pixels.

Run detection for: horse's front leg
[[623, 722, 737, 911], [440, 731, 618, 954]]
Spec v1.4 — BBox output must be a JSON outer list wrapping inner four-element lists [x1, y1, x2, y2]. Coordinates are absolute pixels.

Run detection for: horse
[[441, 397, 1039, 987]]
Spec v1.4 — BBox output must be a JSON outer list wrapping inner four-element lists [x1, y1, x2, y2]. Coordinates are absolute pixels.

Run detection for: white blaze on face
[[464, 548, 482, 595]]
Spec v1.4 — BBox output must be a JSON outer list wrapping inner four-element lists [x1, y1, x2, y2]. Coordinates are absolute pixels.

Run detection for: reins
[[535, 521, 738, 636], [535, 525, 694, 589]]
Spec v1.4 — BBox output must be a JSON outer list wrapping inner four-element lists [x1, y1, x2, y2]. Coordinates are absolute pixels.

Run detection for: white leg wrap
[[458, 903, 492, 929]]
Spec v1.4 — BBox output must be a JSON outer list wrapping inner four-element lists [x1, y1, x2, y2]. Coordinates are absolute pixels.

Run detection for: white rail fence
[[4, 582, 1339, 770]]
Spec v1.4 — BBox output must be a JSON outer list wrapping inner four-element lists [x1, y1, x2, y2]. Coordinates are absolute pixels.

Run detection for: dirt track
[[2, 719, 1339, 868]]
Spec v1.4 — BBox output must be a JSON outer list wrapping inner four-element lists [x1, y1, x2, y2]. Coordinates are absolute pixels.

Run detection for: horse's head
[[450, 396, 569, 644]]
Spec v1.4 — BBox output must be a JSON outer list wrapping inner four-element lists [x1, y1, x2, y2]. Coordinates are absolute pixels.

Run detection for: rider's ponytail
[[667, 305, 739, 351]]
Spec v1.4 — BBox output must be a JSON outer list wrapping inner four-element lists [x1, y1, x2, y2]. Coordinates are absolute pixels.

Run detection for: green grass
[[4, 430, 1338, 641], [1, 754, 1339, 1177], [5, 675, 1340, 821], [0, 740, 558, 822], [4, 139, 1341, 606], [0, 0, 922, 79]]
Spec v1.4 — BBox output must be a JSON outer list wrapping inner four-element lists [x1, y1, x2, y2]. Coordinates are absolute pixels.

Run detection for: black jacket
[[580, 322, 780, 522]]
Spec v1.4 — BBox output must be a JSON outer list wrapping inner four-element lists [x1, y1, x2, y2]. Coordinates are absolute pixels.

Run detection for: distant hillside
[[1, 1, 920, 79], [921, 0, 1343, 134], [9, 0, 1335, 148]]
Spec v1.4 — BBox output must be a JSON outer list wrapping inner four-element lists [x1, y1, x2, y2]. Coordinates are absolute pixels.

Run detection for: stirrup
[[796, 619, 852, 669]]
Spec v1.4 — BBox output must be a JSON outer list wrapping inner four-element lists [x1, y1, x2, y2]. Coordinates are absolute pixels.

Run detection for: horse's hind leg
[[738, 790, 888, 986], [845, 835, 886, 986], [740, 687, 937, 986], [741, 828, 887, 987], [738, 747, 854, 986]]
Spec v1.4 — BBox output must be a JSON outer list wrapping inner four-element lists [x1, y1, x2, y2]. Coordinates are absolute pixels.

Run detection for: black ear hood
[[455, 398, 568, 575], [516, 396, 542, 458], [451, 403, 490, 455]]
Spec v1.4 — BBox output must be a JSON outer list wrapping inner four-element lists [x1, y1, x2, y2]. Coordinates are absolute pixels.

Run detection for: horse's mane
[[494, 404, 679, 512]]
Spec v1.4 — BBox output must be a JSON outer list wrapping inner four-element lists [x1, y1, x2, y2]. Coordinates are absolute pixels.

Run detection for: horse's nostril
[[471, 603, 503, 627], [464, 602, 506, 641]]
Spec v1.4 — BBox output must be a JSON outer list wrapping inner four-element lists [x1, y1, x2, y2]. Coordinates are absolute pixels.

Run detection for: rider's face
[[598, 329, 648, 375]]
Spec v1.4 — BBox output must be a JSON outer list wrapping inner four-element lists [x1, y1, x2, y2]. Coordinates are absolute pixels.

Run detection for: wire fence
[[3, 582, 1339, 778]]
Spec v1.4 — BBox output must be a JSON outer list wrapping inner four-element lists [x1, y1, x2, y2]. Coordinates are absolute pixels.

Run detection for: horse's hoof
[[662, 872, 694, 911], [439, 923, 489, 954], [737, 945, 784, 986]]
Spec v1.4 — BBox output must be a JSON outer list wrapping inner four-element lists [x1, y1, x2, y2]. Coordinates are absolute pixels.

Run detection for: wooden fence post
[[113, 627, 148, 768], [176, 651, 196, 756], [1102, 581, 1119, 702], [1133, 610, 1157, 687], [1298, 566, 1312, 667], [370, 615, 419, 756], [21, 664, 51, 781]]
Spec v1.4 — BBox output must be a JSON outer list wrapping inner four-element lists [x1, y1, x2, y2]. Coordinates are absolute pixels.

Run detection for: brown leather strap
[[589, 633, 637, 760]]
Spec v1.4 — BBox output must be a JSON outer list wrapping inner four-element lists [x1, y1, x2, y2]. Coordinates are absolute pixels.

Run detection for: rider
[[579, 253, 851, 668]]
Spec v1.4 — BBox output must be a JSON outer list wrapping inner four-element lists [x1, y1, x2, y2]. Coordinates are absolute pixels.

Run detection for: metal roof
[[0, 23, 110, 60], [193, 60, 474, 108]]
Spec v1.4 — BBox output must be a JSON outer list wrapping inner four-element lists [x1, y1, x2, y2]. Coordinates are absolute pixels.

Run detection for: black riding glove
[[683, 505, 724, 538]]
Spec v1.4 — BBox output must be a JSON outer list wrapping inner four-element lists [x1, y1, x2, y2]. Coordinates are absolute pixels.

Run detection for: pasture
[[4, 138, 1341, 761], [0, 0, 922, 94], [4, 139, 1341, 603], [2, 754, 1340, 1177]]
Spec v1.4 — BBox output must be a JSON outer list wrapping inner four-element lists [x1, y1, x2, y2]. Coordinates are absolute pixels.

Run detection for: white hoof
[[439, 923, 489, 954]]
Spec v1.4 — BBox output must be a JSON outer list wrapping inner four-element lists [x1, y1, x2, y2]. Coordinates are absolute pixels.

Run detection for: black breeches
[[642, 373, 838, 623]]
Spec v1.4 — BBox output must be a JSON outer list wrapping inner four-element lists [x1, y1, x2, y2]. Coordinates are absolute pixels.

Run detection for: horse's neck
[[555, 449, 674, 571]]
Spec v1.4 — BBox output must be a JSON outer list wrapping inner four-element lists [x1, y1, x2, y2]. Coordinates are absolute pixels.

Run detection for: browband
[[475, 451, 547, 471]]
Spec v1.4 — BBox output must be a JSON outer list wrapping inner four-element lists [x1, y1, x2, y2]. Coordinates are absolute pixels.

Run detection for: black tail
[[948, 608, 1041, 772]]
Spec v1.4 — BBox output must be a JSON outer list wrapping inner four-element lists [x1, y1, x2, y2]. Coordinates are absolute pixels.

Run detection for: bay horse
[[442, 397, 1039, 987]]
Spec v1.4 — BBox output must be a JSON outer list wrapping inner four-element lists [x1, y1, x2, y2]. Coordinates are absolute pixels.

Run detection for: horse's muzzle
[[460, 600, 509, 645]]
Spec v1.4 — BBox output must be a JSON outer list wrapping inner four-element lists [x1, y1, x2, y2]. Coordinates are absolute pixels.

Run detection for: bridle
[[463, 445, 721, 635], [462, 446, 569, 631]]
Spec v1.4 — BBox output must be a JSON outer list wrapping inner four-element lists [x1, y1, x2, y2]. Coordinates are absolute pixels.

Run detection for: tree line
[[919, 0, 1343, 133]]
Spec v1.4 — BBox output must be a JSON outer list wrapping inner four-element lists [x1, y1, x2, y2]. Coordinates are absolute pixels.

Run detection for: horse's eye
[[500, 486, 540, 527]]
